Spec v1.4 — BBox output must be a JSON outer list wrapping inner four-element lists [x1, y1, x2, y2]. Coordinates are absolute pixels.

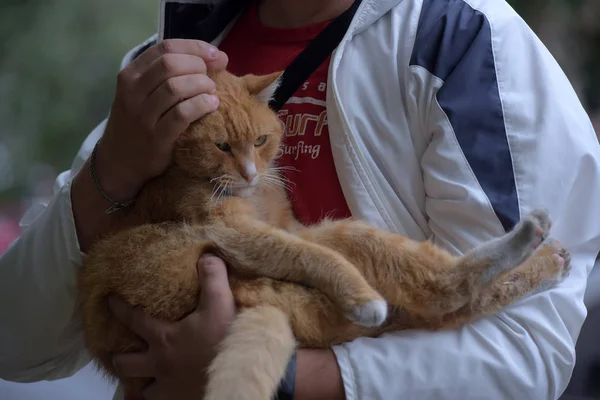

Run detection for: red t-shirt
[[124, 8, 353, 400], [219, 4, 352, 225]]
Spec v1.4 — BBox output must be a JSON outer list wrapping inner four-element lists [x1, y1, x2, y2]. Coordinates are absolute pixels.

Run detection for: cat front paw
[[347, 300, 388, 328]]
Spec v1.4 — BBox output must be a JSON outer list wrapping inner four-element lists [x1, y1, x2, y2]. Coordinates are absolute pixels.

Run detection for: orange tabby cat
[[78, 70, 571, 400]]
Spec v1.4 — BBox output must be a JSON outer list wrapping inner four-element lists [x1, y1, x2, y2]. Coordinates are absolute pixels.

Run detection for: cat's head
[[174, 70, 284, 198]]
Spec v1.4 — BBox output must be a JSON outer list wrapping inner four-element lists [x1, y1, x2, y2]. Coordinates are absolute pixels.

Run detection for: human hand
[[109, 254, 236, 400], [96, 39, 229, 202]]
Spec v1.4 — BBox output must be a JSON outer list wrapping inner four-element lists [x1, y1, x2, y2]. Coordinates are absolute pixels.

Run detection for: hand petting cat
[[72, 39, 230, 253], [95, 40, 229, 204]]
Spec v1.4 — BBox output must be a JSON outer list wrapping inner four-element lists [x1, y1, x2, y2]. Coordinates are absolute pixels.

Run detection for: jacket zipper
[[327, 12, 404, 233]]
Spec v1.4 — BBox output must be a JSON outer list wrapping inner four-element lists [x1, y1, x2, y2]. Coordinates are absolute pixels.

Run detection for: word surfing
[[276, 141, 321, 161]]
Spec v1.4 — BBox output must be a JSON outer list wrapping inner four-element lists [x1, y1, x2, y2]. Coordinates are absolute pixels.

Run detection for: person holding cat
[[2, 0, 600, 400]]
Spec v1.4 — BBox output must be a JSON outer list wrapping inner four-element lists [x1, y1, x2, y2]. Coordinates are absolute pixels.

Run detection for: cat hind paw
[[548, 239, 572, 281], [520, 208, 552, 249], [532, 238, 572, 294]]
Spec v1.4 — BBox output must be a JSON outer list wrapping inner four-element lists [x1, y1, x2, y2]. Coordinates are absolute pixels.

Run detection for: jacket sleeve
[[331, 2, 600, 399], [0, 36, 156, 382]]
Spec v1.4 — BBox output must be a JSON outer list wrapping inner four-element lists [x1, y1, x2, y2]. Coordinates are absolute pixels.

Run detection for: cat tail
[[204, 305, 296, 400]]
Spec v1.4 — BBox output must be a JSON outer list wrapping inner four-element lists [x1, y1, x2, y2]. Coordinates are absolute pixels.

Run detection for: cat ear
[[243, 72, 283, 104]]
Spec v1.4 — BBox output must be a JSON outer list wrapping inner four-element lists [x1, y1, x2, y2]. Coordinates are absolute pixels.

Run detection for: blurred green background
[[0, 0, 156, 202], [0, 0, 599, 246]]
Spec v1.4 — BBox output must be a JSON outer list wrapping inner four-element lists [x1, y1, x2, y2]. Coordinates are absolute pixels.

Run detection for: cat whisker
[[275, 175, 296, 188], [216, 180, 231, 204], [211, 181, 224, 202], [265, 170, 296, 183], [268, 166, 301, 173], [262, 175, 294, 192], [262, 176, 289, 188], [215, 187, 224, 203], [261, 180, 280, 194], [264, 172, 296, 188], [210, 174, 230, 184], [210, 175, 236, 203]]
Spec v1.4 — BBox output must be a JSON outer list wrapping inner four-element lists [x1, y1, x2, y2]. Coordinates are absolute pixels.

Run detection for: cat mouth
[[210, 181, 257, 200], [230, 186, 256, 198], [209, 176, 259, 200]]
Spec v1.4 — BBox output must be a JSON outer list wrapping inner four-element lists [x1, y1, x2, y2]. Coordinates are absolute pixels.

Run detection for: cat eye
[[254, 135, 267, 147], [216, 142, 231, 152]]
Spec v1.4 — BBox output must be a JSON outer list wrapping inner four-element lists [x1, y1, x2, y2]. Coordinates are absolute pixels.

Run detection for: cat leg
[[204, 305, 296, 400], [453, 209, 552, 287], [204, 219, 388, 328], [403, 238, 572, 330], [411, 209, 553, 313], [231, 239, 568, 344], [227, 241, 570, 344], [295, 209, 557, 317], [231, 278, 377, 348]]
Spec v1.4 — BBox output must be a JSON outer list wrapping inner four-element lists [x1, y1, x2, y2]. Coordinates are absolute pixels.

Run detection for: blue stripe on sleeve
[[410, 0, 520, 231]]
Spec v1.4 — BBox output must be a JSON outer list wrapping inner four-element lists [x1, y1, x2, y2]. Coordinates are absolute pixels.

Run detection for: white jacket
[[2, 0, 600, 399]]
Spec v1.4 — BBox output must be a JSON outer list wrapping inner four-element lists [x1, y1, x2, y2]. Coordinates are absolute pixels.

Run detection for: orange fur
[[78, 70, 571, 400]]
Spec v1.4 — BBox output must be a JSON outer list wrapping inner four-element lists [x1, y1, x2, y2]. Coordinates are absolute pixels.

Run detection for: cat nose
[[243, 171, 257, 183], [242, 162, 258, 184]]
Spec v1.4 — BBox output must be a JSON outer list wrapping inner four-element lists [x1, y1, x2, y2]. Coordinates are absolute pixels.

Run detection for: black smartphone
[[159, 0, 248, 43], [159, 0, 215, 41]]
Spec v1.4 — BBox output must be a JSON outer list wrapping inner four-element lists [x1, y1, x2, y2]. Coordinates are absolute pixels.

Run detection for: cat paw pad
[[526, 209, 551, 247], [347, 300, 388, 327], [516, 209, 552, 249], [547, 239, 572, 280], [532, 239, 572, 294]]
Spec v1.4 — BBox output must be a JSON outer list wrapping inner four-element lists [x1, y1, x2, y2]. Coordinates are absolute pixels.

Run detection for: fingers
[[113, 39, 227, 141], [130, 39, 227, 75], [136, 53, 210, 99], [98, 40, 228, 213], [109, 295, 170, 344], [113, 351, 155, 378], [144, 73, 217, 124], [197, 254, 234, 316], [155, 93, 220, 137]]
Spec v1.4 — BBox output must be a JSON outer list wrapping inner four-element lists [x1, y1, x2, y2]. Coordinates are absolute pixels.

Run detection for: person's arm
[[328, 2, 600, 399], [294, 349, 345, 400], [0, 36, 228, 382], [0, 117, 108, 382]]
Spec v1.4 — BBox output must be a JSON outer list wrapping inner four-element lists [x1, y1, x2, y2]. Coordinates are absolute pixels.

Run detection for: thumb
[[197, 253, 234, 314]]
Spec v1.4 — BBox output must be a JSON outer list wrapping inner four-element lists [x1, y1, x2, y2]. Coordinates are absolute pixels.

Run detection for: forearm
[[294, 349, 345, 400], [71, 140, 142, 252]]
